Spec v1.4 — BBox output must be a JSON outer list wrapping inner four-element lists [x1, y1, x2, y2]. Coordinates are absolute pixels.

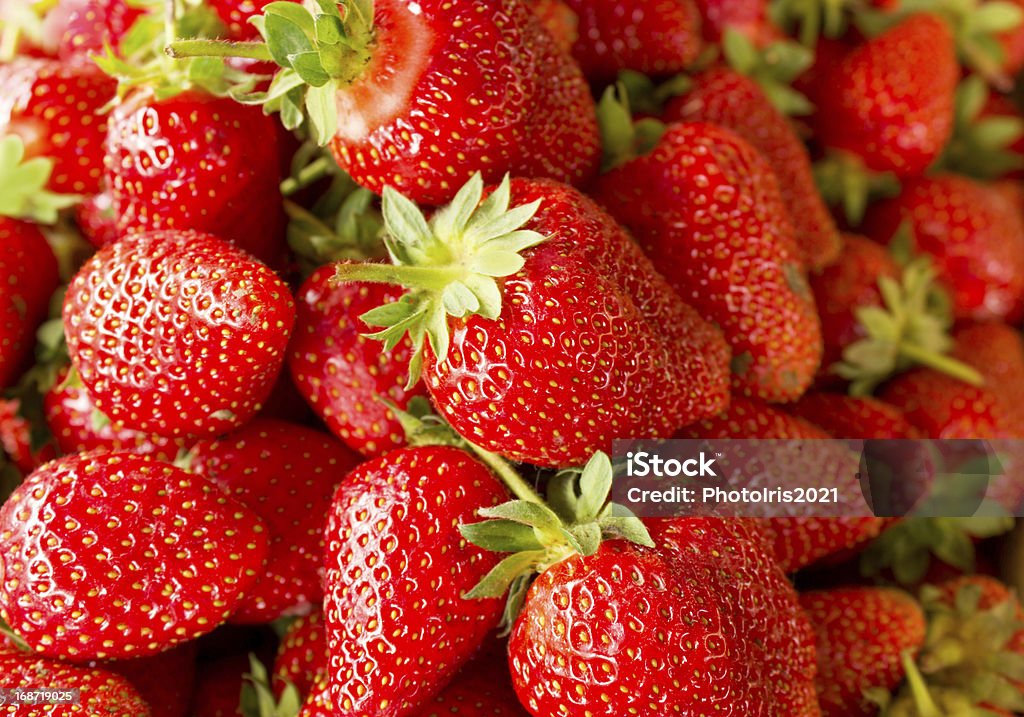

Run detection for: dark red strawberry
[[0, 57, 116, 194], [663, 66, 841, 269], [788, 392, 919, 438], [0, 398, 54, 475], [62, 231, 295, 439], [592, 120, 822, 403], [323, 445, 509, 716], [75, 189, 118, 249], [288, 268, 428, 458], [531, 0, 577, 52], [190, 653, 249, 717], [104, 90, 287, 266], [333, 175, 729, 467], [801, 587, 926, 717], [0, 452, 269, 661], [419, 643, 529, 716], [863, 173, 1024, 323], [0, 653, 153, 715], [103, 643, 199, 717], [168, 0, 600, 206], [758, 517, 889, 573], [190, 419, 362, 623], [814, 14, 958, 178], [678, 396, 829, 439], [0, 218, 59, 389], [558, 0, 703, 82], [273, 611, 327, 701], [695, 0, 777, 43], [951, 321, 1024, 422]]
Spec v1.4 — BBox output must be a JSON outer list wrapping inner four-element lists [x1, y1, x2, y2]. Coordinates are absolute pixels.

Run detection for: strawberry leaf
[[0, 136, 80, 223]]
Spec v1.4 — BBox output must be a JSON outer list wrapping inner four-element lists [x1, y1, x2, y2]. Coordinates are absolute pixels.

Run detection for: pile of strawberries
[[2, 0, 1024, 714]]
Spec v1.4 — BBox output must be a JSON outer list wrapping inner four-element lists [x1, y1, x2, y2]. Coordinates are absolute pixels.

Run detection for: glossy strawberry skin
[[0, 654, 153, 716], [788, 392, 919, 439], [0, 452, 269, 662], [323, 446, 508, 716], [559, 0, 703, 82], [423, 179, 730, 468], [104, 90, 287, 266], [592, 122, 822, 403], [62, 231, 295, 439], [102, 642, 199, 717], [801, 587, 926, 717], [273, 611, 328, 701], [330, 0, 599, 206], [758, 517, 889, 573], [814, 14, 958, 177], [75, 190, 119, 249], [863, 174, 1024, 323], [420, 645, 529, 717], [0, 219, 59, 389], [664, 67, 841, 270], [56, 0, 143, 61], [190, 419, 362, 624], [288, 269, 429, 458], [0, 57, 116, 194], [809, 234, 901, 380]]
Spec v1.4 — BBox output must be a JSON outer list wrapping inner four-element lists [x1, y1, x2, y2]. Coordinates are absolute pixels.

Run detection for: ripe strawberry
[[190, 652, 250, 717], [592, 120, 822, 403], [694, 0, 777, 42], [950, 321, 1024, 425], [678, 396, 830, 439], [0, 219, 59, 388], [323, 446, 509, 716], [419, 644, 529, 717], [863, 174, 1024, 323], [169, 0, 600, 206], [103, 642, 199, 717], [62, 231, 295, 439], [0, 653, 153, 715], [104, 90, 287, 266], [663, 66, 841, 269], [75, 190, 118, 249], [0, 398, 54, 475], [0, 452, 269, 661], [288, 268, 429, 458], [190, 419, 362, 623], [0, 57, 116, 194], [333, 175, 729, 467], [55, 0, 143, 61], [44, 366, 182, 460], [788, 392, 919, 438], [801, 587, 926, 717], [557, 0, 703, 82], [531, 0, 577, 52], [758, 517, 889, 573], [814, 14, 958, 177], [273, 611, 327, 701]]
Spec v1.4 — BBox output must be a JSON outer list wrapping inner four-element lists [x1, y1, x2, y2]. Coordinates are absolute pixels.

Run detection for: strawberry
[[950, 321, 1024, 428], [863, 173, 1024, 323], [758, 517, 889, 573], [592, 118, 822, 403], [0, 653, 153, 715], [206, 0, 274, 41], [103, 642, 199, 717], [332, 174, 729, 467], [55, 0, 143, 61], [557, 0, 703, 82], [0, 398, 53, 475], [531, 0, 577, 53], [273, 611, 327, 701], [323, 445, 508, 716], [190, 419, 363, 624], [788, 392, 919, 439], [663, 66, 841, 269], [678, 396, 830, 439], [74, 189, 119, 249], [62, 231, 296, 439], [694, 0, 777, 43], [104, 90, 287, 267], [418, 643, 529, 717], [288, 268, 429, 458], [0, 56, 116, 194], [814, 14, 958, 178], [800, 587, 926, 717], [168, 0, 600, 206], [0, 452, 269, 661]]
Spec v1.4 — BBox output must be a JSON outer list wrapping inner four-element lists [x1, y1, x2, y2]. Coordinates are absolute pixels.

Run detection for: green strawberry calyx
[[768, 0, 855, 46], [0, 136, 80, 224], [935, 76, 1024, 180], [833, 253, 984, 395], [239, 655, 303, 717], [597, 85, 669, 171], [721, 28, 815, 115], [328, 172, 547, 387], [814, 149, 901, 226], [166, 0, 375, 145]]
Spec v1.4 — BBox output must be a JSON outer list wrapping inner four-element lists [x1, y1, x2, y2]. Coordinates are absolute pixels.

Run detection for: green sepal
[[463, 550, 547, 600], [0, 136, 81, 223], [240, 654, 303, 717], [721, 28, 814, 115], [0, 0, 59, 63], [459, 520, 545, 553], [814, 150, 901, 226], [616, 70, 692, 116], [0, 619, 32, 653], [935, 76, 1024, 180], [596, 85, 667, 171], [769, 0, 853, 46]]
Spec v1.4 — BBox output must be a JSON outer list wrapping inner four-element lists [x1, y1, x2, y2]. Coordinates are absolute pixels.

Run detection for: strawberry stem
[[465, 444, 546, 506], [166, 39, 274, 62], [280, 156, 335, 196], [901, 651, 943, 717], [332, 262, 465, 292], [898, 344, 984, 386]]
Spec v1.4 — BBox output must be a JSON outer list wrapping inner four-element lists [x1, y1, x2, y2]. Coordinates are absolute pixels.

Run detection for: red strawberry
[[863, 174, 1024, 323], [950, 321, 1024, 426], [0, 653, 153, 715], [0, 398, 54, 475], [288, 269, 428, 458], [190, 419, 362, 623], [190, 653, 249, 717], [44, 366, 182, 460], [678, 396, 830, 439], [273, 611, 327, 701], [0, 219, 59, 389], [323, 445, 508, 716], [814, 14, 958, 177], [419, 644, 529, 716], [104, 90, 287, 266], [558, 0, 703, 82], [55, 0, 143, 61], [592, 120, 822, 403], [207, 0, 274, 41], [169, 0, 600, 206], [531, 0, 578, 53], [334, 175, 729, 467], [75, 190, 118, 249], [62, 231, 296, 439], [664, 66, 841, 269], [801, 587, 926, 717], [0, 57, 116, 194], [694, 0, 776, 43], [0, 452, 269, 661], [103, 642, 199, 717], [788, 392, 919, 438], [758, 517, 889, 573]]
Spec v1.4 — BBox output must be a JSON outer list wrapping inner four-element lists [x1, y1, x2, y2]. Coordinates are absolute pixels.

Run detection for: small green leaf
[[465, 550, 545, 599], [263, 8, 316, 69], [722, 27, 759, 73], [304, 82, 339, 145], [597, 86, 638, 170], [569, 522, 602, 556], [460, 520, 546, 553], [430, 171, 484, 239], [359, 300, 416, 328], [290, 51, 331, 86], [576, 452, 614, 523], [599, 515, 656, 548], [382, 185, 434, 250]]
